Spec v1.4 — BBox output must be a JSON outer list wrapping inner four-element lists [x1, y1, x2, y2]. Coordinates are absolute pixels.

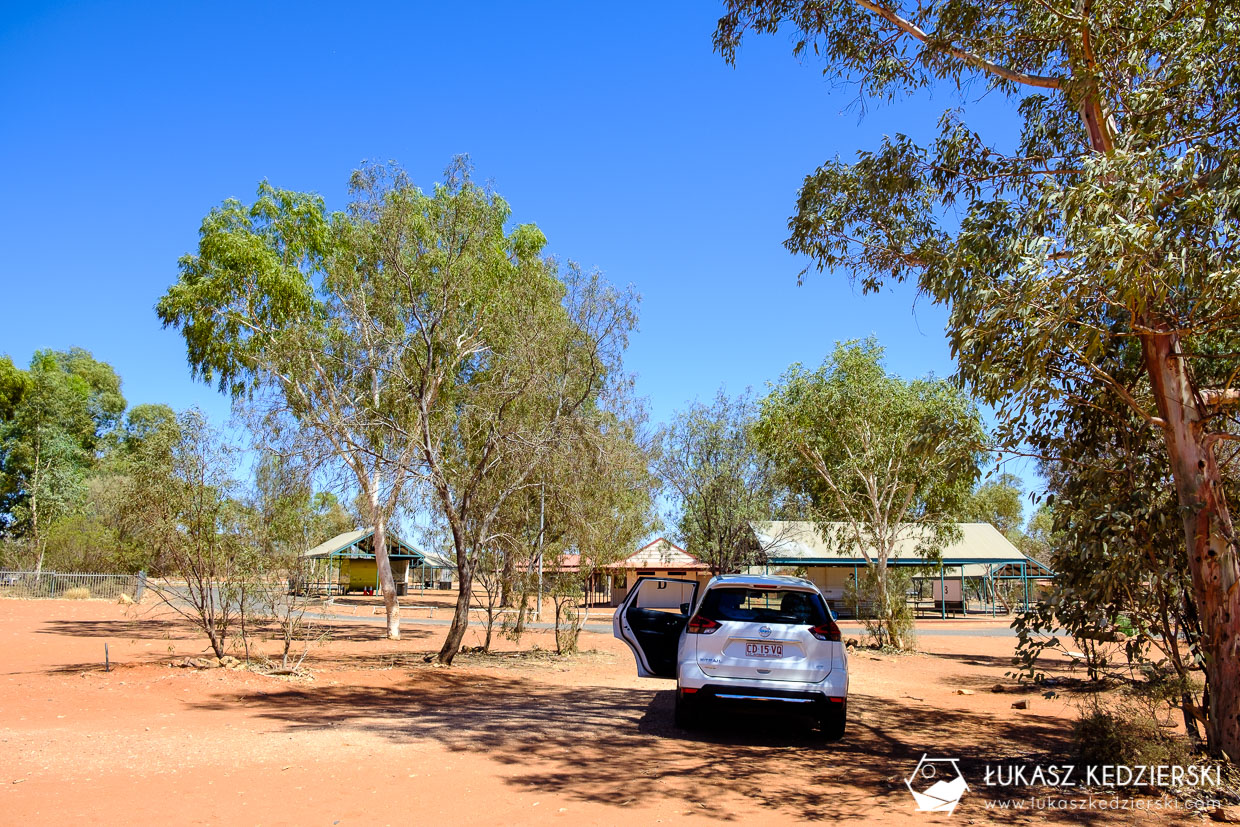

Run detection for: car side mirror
[[680, 602, 691, 615]]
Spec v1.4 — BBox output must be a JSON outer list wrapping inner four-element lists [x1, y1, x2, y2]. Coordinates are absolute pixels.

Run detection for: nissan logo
[[759, 625, 772, 638]]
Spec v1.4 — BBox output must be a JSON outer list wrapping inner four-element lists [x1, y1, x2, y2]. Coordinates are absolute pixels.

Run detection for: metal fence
[[0, 570, 144, 601]]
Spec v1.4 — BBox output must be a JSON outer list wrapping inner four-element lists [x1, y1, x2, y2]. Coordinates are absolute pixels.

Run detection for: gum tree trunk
[[1142, 330, 1240, 759], [438, 560, 473, 664], [369, 506, 401, 640]]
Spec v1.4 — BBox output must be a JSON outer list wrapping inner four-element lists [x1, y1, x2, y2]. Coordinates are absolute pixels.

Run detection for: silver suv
[[614, 573, 848, 739]]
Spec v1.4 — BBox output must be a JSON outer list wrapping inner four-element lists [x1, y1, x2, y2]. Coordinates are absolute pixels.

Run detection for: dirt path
[[0, 600, 1199, 824]]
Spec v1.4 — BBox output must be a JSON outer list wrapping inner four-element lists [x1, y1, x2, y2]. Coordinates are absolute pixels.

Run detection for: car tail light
[[686, 615, 721, 635], [809, 620, 841, 642]]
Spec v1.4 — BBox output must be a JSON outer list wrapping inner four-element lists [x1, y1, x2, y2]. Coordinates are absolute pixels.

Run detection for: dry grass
[[63, 587, 91, 600]]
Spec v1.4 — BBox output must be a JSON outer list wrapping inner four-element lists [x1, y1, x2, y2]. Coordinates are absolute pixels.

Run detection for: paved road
[[305, 609, 1027, 637]]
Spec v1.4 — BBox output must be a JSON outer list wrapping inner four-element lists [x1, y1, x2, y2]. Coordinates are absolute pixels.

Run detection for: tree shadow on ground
[[36, 618, 192, 641], [925, 651, 1094, 693], [304, 622, 434, 645], [924, 651, 1020, 670], [189, 670, 1134, 824], [35, 615, 433, 646]]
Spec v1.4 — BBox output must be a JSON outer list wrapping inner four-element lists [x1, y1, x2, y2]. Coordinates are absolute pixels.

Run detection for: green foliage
[[716, 0, 1240, 755], [0, 350, 186, 573], [157, 182, 328, 398], [961, 473, 1025, 539], [160, 158, 642, 654], [0, 342, 344, 577], [252, 451, 351, 558], [1013, 357, 1217, 736], [54, 347, 126, 444], [1018, 504, 1056, 566], [547, 568, 586, 655], [0, 348, 127, 559], [158, 166, 440, 638], [716, 4, 1240, 395], [755, 338, 984, 649], [132, 409, 251, 659], [120, 404, 178, 455], [0, 355, 30, 421], [340, 161, 640, 662], [657, 389, 778, 574]]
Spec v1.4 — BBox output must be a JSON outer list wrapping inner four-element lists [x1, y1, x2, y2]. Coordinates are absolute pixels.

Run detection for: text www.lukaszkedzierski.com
[[983, 796, 1216, 813]]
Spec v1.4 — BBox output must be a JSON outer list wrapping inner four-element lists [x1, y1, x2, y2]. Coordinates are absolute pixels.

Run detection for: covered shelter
[[750, 521, 1054, 618], [299, 528, 455, 595], [555, 554, 615, 606]]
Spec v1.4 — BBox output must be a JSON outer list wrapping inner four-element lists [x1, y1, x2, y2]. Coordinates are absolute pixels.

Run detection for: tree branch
[[852, 0, 1064, 90], [1201, 389, 1240, 408]]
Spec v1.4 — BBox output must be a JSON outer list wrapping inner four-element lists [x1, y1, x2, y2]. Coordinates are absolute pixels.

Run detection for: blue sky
[[0, 2, 1036, 503]]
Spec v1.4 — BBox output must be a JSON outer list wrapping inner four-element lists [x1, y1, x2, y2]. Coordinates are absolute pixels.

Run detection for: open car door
[[613, 577, 700, 678]]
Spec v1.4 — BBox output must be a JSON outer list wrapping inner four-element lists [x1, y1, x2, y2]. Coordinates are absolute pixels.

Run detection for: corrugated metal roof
[[302, 528, 371, 558], [752, 521, 1048, 569], [924, 562, 1054, 578], [417, 551, 455, 569], [301, 528, 435, 561]]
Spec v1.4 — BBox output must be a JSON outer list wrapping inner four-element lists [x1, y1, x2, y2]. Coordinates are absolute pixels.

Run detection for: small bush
[[1073, 699, 1187, 773], [846, 566, 917, 650], [64, 587, 92, 600]]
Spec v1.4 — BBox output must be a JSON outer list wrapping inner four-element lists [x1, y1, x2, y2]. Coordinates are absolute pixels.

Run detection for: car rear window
[[698, 587, 830, 625]]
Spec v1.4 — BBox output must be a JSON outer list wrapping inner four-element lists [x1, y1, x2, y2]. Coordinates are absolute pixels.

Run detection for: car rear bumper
[[677, 661, 848, 701]]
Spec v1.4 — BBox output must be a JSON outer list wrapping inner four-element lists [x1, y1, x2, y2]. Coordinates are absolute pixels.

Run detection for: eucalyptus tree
[[962, 473, 1025, 541], [251, 449, 352, 557], [543, 401, 660, 648], [657, 389, 779, 574], [343, 161, 639, 664], [1019, 505, 1056, 566], [485, 392, 658, 643], [755, 339, 985, 648], [158, 181, 422, 639], [1016, 337, 1238, 743], [127, 408, 253, 660], [1018, 378, 1206, 739], [716, 0, 1240, 757], [0, 349, 126, 570], [0, 356, 26, 422]]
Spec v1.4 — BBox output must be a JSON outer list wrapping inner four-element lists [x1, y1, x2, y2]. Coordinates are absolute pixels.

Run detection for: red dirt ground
[[0, 599, 1206, 825]]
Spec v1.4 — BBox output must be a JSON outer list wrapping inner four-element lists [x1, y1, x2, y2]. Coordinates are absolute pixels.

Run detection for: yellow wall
[[347, 560, 377, 590], [341, 559, 410, 591]]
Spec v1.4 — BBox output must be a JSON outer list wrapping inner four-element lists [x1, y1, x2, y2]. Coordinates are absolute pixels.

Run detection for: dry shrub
[[64, 587, 91, 600], [1073, 695, 1188, 773]]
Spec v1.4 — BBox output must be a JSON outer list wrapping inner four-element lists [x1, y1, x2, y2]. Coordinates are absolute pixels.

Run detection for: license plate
[[745, 642, 783, 658]]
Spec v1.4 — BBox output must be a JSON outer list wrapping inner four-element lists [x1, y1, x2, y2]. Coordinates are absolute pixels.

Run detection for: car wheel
[[818, 701, 846, 741], [674, 688, 701, 730]]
